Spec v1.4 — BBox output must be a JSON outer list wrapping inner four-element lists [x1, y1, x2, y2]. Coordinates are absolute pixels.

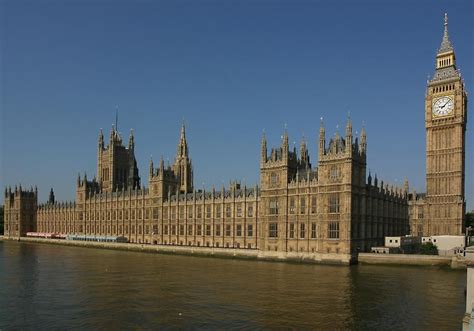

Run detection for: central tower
[[424, 14, 467, 235]]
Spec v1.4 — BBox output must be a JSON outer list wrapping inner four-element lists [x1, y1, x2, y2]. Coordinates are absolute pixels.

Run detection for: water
[[0, 241, 466, 329]]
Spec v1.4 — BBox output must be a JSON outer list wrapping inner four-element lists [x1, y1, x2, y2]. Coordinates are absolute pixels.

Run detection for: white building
[[422, 235, 466, 256]]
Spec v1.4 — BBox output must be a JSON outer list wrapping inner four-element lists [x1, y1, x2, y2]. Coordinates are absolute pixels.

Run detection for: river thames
[[0, 241, 466, 329]]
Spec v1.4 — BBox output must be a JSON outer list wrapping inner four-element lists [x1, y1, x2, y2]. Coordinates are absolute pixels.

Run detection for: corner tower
[[425, 13, 467, 235], [97, 125, 140, 192]]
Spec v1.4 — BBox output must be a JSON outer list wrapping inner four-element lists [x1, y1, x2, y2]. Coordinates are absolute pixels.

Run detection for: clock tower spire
[[423, 13, 467, 236]]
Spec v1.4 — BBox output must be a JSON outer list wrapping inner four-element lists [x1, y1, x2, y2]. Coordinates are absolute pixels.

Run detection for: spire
[[181, 119, 186, 140], [128, 129, 134, 149], [282, 123, 289, 148], [48, 188, 55, 204], [115, 106, 119, 132], [319, 117, 326, 158], [98, 128, 104, 150], [404, 178, 409, 193], [149, 155, 154, 178], [345, 112, 353, 155], [438, 13, 453, 54], [345, 112, 352, 137], [300, 134, 307, 157], [177, 122, 188, 158], [261, 129, 267, 163], [159, 155, 164, 173], [300, 134, 308, 165], [360, 124, 367, 153]]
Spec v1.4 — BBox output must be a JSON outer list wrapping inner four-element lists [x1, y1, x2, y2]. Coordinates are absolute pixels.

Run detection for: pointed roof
[[438, 13, 453, 54]]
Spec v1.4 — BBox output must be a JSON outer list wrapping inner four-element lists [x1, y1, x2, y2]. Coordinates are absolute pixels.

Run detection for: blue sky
[[1, 0, 473, 209]]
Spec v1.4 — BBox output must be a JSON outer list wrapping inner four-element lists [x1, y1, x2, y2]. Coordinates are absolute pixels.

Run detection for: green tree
[[420, 242, 438, 255]]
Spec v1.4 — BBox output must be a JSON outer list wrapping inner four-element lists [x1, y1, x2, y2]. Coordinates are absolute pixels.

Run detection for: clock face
[[432, 96, 454, 117]]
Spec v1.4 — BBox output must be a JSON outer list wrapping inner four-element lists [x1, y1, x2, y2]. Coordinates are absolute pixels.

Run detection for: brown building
[[409, 13, 468, 236], [4, 14, 467, 259], [4, 115, 408, 262]]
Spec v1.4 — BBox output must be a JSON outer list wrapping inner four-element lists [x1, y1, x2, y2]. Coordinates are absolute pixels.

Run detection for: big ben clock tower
[[425, 13, 468, 235]]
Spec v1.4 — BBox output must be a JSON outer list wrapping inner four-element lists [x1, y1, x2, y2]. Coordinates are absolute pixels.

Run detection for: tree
[[420, 242, 438, 255]]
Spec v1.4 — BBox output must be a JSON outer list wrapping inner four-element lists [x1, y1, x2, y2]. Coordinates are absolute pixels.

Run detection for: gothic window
[[197, 225, 202, 236], [330, 167, 340, 181], [311, 223, 317, 238], [187, 225, 193, 235], [270, 172, 278, 187], [328, 222, 340, 239], [236, 204, 242, 217], [206, 205, 211, 218], [171, 207, 176, 219], [269, 223, 278, 238], [247, 205, 254, 217], [225, 225, 231, 236], [328, 194, 340, 213], [179, 206, 184, 219], [236, 224, 242, 236], [289, 223, 295, 238], [300, 223, 305, 239], [216, 205, 221, 218], [152, 208, 158, 219], [188, 206, 193, 219], [179, 225, 184, 236], [269, 198, 279, 215], [197, 206, 202, 218], [247, 224, 253, 237], [215, 224, 221, 236], [300, 197, 306, 215], [225, 205, 232, 218], [152, 225, 158, 234], [289, 197, 295, 214], [171, 225, 176, 235], [311, 196, 317, 214]]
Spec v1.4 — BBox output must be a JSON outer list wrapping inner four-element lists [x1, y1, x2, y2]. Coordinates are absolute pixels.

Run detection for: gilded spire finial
[[438, 12, 453, 53]]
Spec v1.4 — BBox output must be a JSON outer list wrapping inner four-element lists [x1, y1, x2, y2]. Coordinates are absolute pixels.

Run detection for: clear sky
[[1, 0, 473, 209]]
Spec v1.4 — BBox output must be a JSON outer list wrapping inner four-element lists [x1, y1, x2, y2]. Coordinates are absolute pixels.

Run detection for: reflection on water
[[0, 241, 466, 329]]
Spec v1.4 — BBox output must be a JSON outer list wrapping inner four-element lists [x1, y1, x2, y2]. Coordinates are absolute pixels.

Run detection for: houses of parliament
[[3, 14, 468, 259]]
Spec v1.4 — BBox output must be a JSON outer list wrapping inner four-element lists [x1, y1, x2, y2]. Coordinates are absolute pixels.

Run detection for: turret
[[282, 125, 289, 161], [345, 114, 352, 155], [98, 128, 104, 150], [261, 130, 267, 163], [128, 129, 135, 150], [149, 156, 154, 178], [48, 188, 55, 204], [360, 126, 367, 154], [173, 122, 193, 193], [299, 135, 309, 168], [319, 117, 325, 159]]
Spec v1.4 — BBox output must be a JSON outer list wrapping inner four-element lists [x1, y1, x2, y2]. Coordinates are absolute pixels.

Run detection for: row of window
[[65, 223, 256, 238], [269, 194, 341, 215], [437, 58, 452, 68], [73, 204, 256, 221], [432, 83, 455, 94], [269, 222, 340, 239]]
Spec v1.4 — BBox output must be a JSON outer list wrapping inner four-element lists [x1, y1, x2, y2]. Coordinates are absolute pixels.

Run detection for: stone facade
[[4, 115, 408, 259], [4, 14, 466, 255], [408, 14, 468, 236]]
